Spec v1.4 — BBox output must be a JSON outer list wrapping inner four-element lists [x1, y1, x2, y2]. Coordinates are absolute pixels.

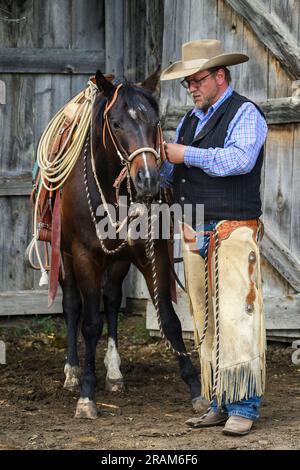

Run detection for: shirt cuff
[[183, 146, 203, 168]]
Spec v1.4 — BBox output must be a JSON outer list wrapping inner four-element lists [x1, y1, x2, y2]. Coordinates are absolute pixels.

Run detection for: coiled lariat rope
[[28, 80, 98, 281], [37, 80, 98, 190]]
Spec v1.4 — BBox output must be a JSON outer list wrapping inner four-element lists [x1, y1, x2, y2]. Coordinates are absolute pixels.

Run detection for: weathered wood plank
[[266, 330, 300, 341], [33, 0, 72, 48], [0, 48, 105, 74], [104, 0, 124, 77], [0, 80, 6, 104], [267, 0, 299, 98], [217, 0, 245, 96], [260, 97, 300, 124], [225, 0, 300, 79], [144, 0, 164, 77], [0, 0, 34, 48], [262, 125, 295, 294], [161, 0, 192, 106], [163, 97, 300, 130], [0, 74, 35, 176], [260, 256, 290, 298], [290, 123, 300, 260], [147, 292, 300, 336], [0, 290, 62, 316], [263, 125, 294, 224], [71, 0, 105, 94], [0, 174, 32, 196], [0, 197, 34, 292], [124, 0, 149, 83], [260, 225, 300, 292]]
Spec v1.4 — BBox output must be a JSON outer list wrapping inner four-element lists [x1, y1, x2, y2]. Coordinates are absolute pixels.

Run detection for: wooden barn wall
[[161, 0, 300, 307], [0, 0, 163, 310], [1, 0, 299, 332]]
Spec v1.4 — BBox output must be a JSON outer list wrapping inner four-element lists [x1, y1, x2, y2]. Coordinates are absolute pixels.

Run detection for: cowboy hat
[[161, 39, 249, 81]]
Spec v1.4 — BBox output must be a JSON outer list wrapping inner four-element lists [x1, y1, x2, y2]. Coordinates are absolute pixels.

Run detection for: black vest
[[173, 91, 265, 223]]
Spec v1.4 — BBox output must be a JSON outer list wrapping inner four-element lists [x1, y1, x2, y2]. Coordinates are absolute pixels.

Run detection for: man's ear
[[139, 64, 161, 93], [95, 69, 116, 97]]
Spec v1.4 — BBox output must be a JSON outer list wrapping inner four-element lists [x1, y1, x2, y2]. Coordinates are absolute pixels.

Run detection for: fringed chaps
[[181, 222, 266, 406]]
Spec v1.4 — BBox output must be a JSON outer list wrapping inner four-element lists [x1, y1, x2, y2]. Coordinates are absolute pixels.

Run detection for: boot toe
[[222, 416, 254, 436]]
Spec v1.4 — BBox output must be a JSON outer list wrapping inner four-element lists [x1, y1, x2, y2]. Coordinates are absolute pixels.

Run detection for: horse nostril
[[135, 169, 159, 195], [136, 169, 145, 188]]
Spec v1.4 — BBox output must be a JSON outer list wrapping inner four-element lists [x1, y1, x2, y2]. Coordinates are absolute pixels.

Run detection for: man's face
[[185, 70, 220, 112]]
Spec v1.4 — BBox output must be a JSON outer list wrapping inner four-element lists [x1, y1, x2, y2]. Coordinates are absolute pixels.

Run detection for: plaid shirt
[[160, 86, 268, 186]]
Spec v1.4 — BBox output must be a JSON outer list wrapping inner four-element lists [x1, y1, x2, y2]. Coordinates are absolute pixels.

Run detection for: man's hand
[[163, 143, 186, 164]]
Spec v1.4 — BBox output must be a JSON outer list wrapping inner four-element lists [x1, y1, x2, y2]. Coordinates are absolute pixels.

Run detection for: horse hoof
[[192, 396, 210, 414], [63, 364, 81, 391], [75, 398, 98, 419], [105, 377, 125, 393]]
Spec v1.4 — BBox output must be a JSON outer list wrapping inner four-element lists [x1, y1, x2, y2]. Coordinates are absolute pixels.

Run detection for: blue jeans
[[195, 221, 218, 257], [211, 396, 262, 420], [196, 220, 262, 421]]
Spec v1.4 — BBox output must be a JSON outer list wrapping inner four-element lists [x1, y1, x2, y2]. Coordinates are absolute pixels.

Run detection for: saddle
[[31, 74, 115, 245], [29, 74, 115, 306]]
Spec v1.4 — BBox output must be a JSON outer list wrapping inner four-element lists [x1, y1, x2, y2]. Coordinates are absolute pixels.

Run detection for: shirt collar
[[191, 85, 233, 119]]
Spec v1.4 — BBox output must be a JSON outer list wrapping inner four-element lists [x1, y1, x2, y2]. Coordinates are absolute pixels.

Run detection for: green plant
[[36, 315, 57, 335]]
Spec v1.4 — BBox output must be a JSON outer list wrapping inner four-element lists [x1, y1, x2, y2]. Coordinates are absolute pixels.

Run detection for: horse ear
[[95, 70, 116, 97], [139, 64, 161, 93]]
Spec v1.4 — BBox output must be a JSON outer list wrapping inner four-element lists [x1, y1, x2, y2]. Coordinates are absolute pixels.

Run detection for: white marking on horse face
[[128, 104, 151, 178], [104, 337, 123, 380], [128, 108, 137, 120], [142, 152, 150, 178]]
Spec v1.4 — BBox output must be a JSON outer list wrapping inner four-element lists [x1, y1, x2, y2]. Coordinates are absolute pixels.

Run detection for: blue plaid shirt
[[160, 86, 268, 186]]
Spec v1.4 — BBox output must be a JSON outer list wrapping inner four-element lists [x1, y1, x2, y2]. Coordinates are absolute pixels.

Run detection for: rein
[[85, 83, 211, 361]]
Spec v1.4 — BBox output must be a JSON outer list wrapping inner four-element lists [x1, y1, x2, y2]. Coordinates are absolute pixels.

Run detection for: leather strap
[[48, 190, 61, 307]]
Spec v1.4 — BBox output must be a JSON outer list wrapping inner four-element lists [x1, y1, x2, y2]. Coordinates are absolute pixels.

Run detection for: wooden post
[[0, 80, 5, 104], [0, 341, 6, 364]]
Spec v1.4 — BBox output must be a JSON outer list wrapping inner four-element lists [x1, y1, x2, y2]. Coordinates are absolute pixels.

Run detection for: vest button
[[180, 196, 185, 201], [181, 178, 186, 183]]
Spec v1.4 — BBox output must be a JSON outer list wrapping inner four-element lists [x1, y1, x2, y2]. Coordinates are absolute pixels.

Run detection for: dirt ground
[[0, 313, 299, 451]]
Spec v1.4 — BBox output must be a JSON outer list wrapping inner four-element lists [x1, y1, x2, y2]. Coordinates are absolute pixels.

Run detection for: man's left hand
[[164, 143, 186, 164]]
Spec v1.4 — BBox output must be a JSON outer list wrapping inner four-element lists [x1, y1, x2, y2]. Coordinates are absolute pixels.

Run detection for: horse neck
[[90, 100, 125, 205]]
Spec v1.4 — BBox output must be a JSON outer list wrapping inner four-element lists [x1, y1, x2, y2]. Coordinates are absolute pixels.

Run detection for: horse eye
[[112, 121, 121, 130]]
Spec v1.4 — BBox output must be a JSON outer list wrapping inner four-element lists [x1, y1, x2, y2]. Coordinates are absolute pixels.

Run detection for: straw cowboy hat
[[161, 39, 249, 81]]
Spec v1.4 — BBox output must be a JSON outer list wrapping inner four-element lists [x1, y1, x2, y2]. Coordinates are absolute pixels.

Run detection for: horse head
[[95, 68, 162, 200]]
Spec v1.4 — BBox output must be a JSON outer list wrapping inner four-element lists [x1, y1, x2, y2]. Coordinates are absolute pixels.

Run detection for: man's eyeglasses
[[180, 72, 213, 89]]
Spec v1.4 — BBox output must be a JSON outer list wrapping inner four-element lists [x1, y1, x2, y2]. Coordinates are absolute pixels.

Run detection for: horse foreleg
[[61, 252, 82, 391], [72, 248, 104, 419], [103, 260, 130, 393]]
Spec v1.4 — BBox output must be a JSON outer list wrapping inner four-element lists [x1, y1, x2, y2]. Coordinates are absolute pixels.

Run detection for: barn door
[[150, 0, 300, 340]]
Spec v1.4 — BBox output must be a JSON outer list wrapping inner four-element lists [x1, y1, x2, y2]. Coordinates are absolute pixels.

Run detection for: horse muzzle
[[134, 168, 160, 197]]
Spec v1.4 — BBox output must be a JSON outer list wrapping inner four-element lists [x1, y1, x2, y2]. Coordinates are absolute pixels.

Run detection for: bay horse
[[61, 69, 205, 418]]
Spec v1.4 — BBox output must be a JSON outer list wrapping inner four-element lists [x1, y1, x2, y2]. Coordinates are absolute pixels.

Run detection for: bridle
[[85, 80, 165, 241], [102, 83, 165, 168]]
